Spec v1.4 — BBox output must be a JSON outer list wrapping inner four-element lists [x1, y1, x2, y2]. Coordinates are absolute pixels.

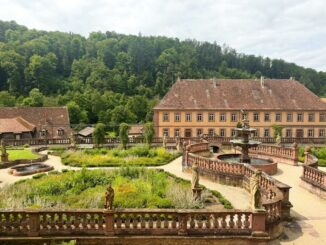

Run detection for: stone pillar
[[27, 211, 40, 236], [1, 153, 8, 162], [304, 146, 311, 165], [104, 210, 114, 235], [292, 142, 299, 165], [178, 212, 188, 235], [251, 210, 268, 237]]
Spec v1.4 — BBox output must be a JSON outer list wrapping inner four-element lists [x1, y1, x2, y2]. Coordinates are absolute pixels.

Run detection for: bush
[[23, 144, 30, 148], [32, 173, 47, 179]]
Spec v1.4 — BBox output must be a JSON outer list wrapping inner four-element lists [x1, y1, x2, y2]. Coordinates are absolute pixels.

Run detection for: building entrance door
[[296, 129, 304, 138], [185, 129, 192, 138]]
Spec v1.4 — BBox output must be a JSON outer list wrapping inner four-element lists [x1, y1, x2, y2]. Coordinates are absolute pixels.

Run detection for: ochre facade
[[154, 110, 326, 138]]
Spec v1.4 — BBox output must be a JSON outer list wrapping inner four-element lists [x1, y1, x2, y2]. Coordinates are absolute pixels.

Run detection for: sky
[[1, 0, 326, 71]]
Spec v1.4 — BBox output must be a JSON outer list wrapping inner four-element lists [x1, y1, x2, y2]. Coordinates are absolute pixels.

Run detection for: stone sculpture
[[105, 184, 115, 210], [0, 140, 8, 162], [276, 134, 281, 146], [250, 169, 263, 210], [163, 134, 167, 148], [191, 162, 202, 200]]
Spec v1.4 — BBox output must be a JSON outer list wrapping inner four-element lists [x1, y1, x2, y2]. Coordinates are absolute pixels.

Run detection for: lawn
[[59, 145, 181, 167], [6, 148, 39, 161], [0, 167, 232, 209]]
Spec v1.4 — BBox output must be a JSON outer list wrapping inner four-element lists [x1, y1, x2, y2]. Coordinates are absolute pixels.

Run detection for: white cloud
[[0, 0, 325, 71]]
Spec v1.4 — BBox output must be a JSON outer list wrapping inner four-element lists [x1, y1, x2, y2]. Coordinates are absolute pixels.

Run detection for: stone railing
[[183, 141, 292, 226], [0, 209, 267, 238], [249, 144, 298, 165], [300, 149, 326, 199]]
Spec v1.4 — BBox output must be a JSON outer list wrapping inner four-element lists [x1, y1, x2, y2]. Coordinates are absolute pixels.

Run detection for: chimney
[[213, 77, 218, 88], [260, 76, 265, 88]]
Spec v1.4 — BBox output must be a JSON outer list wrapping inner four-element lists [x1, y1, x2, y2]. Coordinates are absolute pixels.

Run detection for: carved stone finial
[[304, 145, 311, 153], [291, 142, 298, 149]]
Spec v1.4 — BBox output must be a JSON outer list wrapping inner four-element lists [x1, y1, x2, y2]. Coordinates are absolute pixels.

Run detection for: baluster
[[229, 214, 235, 229], [164, 214, 169, 229], [156, 214, 161, 229], [189, 214, 195, 228], [221, 214, 227, 229], [57, 213, 63, 231], [236, 213, 243, 229], [148, 213, 153, 229], [116, 214, 122, 229], [125, 213, 130, 229], [171, 214, 177, 229], [141, 213, 145, 229], [132, 213, 138, 229], [243, 214, 250, 229]]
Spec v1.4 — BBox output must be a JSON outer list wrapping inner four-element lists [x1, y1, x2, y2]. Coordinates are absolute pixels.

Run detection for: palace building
[[153, 78, 326, 138]]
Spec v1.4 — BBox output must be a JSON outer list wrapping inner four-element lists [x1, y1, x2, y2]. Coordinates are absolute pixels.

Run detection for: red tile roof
[[154, 79, 326, 110], [0, 117, 35, 134]]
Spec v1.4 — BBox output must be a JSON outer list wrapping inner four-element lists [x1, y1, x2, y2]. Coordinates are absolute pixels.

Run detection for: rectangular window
[[208, 128, 215, 136], [174, 129, 180, 137], [231, 113, 237, 122], [242, 113, 247, 120], [163, 128, 169, 137], [308, 129, 314, 137], [287, 113, 293, 122], [163, 112, 169, 122], [253, 112, 259, 122], [286, 129, 292, 138], [308, 113, 315, 122], [264, 113, 270, 122], [220, 113, 226, 122], [185, 113, 192, 122], [253, 129, 259, 137], [297, 113, 303, 122], [196, 128, 203, 137], [174, 112, 180, 122], [319, 129, 325, 137], [231, 129, 237, 137], [220, 128, 225, 137], [264, 129, 270, 137], [197, 113, 203, 122], [208, 113, 215, 122], [320, 113, 325, 122], [275, 113, 281, 122]]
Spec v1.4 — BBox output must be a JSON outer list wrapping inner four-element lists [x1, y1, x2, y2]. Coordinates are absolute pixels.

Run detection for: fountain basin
[[8, 163, 54, 176], [217, 153, 277, 175]]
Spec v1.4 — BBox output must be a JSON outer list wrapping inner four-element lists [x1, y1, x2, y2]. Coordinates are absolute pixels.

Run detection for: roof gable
[[154, 79, 326, 110]]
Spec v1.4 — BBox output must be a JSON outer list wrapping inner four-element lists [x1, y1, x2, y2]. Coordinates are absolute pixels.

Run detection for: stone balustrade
[[184, 142, 292, 224], [0, 209, 267, 238], [249, 144, 298, 165]]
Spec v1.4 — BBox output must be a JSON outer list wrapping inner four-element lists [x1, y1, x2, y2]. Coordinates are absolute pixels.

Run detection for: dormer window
[[57, 128, 64, 136], [40, 129, 48, 137]]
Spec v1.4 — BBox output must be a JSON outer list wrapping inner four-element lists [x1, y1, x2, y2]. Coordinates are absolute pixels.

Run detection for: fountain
[[216, 110, 277, 175], [230, 111, 261, 163]]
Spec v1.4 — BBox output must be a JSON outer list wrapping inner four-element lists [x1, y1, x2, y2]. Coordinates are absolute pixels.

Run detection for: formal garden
[[3, 147, 39, 162], [51, 145, 181, 167], [0, 167, 232, 209], [299, 146, 326, 166]]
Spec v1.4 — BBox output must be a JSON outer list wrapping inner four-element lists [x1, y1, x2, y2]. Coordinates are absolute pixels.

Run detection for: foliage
[[0, 168, 223, 209], [0, 20, 325, 127], [143, 122, 154, 145], [272, 124, 283, 138], [298, 146, 326, 166], [119, 123, 130, 149], [60, 145, 180, 167], [22, 88, 44, 106], [236, 122, 242, 128], [93, 123, 106, 147]]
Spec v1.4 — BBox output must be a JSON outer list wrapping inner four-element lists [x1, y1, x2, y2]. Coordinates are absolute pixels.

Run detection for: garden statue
[[176, 136, 181, 151], [276, 134, 281, 146], [191, 162, 202, 200], [163, 134, 167, 148], [69, 132, 76, 150], [0, 140, 8, 162], [105, 184, 115, 210], [250, 169, 263, 210]]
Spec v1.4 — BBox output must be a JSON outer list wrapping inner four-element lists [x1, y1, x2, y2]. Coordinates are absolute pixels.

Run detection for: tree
[[119, 123, 130, 149], [67, 101, 88, 124], [93, 123, 106, 147], [22, 88, 44, 106], [143, 122, 154, 146], [0, 91, 16, 106], [272, 124, 283, 138]]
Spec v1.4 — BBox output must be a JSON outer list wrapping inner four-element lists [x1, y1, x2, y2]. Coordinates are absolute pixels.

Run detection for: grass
[[59, 145, 181, 167], [6, 148, 39, 161], [0, 167, 231, 209]]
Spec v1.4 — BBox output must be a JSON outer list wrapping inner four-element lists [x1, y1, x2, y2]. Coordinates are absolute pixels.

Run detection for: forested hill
[[0, 20, 325, 128]]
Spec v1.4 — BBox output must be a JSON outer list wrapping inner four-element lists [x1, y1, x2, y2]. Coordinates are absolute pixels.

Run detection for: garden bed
[[0, 167, 232, 210], [58, 145, 181, 167]]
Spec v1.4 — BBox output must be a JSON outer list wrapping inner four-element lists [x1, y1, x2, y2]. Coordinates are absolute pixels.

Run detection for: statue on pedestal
[[191, 162, 202, 200], [276, 134, 281, 146], [250, 169, 263, 210], [105, 184, 115, 210], [0, 140, 8, 162], [163, 134, 167, 148]]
